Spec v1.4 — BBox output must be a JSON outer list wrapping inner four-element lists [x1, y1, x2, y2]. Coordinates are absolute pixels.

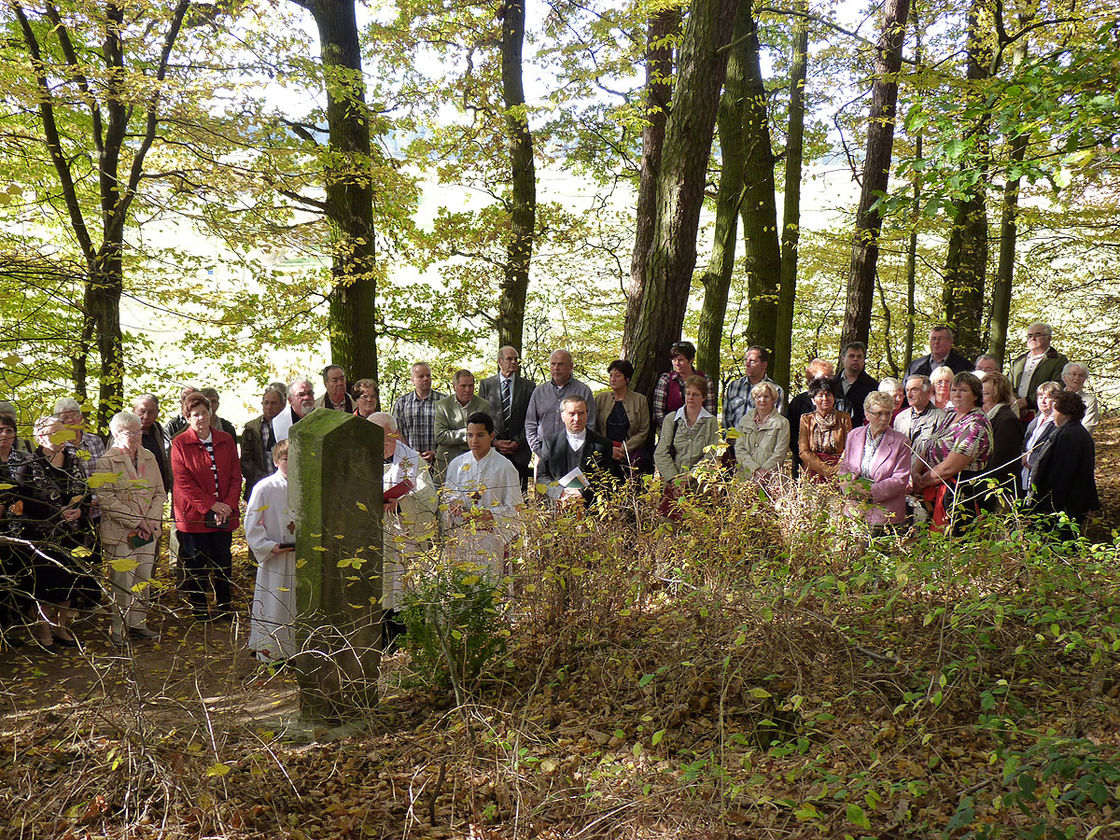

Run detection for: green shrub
[[399, 562, 508, 691]]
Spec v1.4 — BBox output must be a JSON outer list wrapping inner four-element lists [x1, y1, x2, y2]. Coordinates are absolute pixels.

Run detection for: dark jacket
[[539, 427, 613, 504], [141, 424, 173, 492], [906, 349, 974, 379], [477, 373, 535, 471], [832, 371, 879, 427], [1032, 421, 1099, 519], [240, 414, 276, 501], [1010, 347, 1069, 411], [986, 405, 1024, 496]]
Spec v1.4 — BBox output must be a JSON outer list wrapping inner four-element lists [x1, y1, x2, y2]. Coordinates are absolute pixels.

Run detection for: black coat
[[831, 371, 879, 427], [986, 405, 1024, 494], [478, 373, 535, 471], [1032, 421, 1099, 518], [539, 428, 613, 504], [906, 349, 974, 379]]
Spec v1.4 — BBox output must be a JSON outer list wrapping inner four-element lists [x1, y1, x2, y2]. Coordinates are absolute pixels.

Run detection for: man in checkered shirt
[[392, 362, 447, 464]]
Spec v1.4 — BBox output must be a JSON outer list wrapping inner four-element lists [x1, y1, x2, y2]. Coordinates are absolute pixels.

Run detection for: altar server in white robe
[[245, 439, 297, 662], [442, 411, 523, 579], [367, 413, 438, 611]]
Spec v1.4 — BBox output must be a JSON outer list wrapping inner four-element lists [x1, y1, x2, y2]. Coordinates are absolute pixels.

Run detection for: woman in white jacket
[[245, 439, 296, 663], [734, 382, 789, 482]]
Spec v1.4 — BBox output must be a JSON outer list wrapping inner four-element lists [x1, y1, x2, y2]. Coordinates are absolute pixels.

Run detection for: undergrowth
[[2, 477, 1119, 839]]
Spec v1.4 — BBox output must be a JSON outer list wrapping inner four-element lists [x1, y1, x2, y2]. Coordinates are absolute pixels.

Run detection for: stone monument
[[289, 408, 383, 723]]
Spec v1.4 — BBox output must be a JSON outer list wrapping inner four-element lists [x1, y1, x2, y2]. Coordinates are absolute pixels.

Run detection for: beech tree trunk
[[839, 0, 911, 350], [942, 0, 995, 361], [301, 0, 379, 382], [738, 1, 780, 358], [623, 9, 680, 347], [495, 0, 536, 353], [625, 0, 743, 399], [988, 34, 1029, 365], [775, 0, 808, 395], [13, 0, 189, 430], [695, 6, 752, 383]]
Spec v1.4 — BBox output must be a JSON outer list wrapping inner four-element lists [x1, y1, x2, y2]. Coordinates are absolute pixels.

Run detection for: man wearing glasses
[[1009, 323, 1069, 413]]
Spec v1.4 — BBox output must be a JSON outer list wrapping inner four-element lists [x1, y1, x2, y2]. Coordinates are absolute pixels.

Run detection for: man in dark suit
[[538, 395, 612, 507], [477, 345, 535, 486], [831, 341, 879, 426], [905, 325, 974, 379]]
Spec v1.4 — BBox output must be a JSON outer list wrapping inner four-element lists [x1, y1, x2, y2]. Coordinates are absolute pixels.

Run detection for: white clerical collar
[[566, 429, 587, 451]]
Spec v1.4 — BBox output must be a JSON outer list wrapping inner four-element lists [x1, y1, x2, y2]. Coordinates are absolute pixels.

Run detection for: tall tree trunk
[[988, 33, 1029, 365], [942, 0, 995, 361], [775, 0, 808, 395], [739, 2, 781, 356], [625, 0, 743, 399], [623, 9, 680, 348], [695, 6, 752, 383], [495, 0, 536, 353], [839, 0, 911, 350], [13, 0, 188, 431], [903, 138, 921, 371], [302, 0, 379, 382]]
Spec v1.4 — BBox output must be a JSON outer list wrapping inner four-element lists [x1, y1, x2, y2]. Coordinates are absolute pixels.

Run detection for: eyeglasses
[[1027, 332, 1049, 338], [867, 409, 891, 417]]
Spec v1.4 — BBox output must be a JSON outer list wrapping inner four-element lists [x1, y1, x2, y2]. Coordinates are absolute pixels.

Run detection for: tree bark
[[941, 0, 996, 361], [301, 0, 379, 382], [839, 0, 911, 350], [495, 0, 536, 353], [695, 6, 752, 383], [12, 0, 188, 430], [739, 2, 780, 357], [622, 8, 681, 358], [775, 0, 808, 395], [625, 0, 743, 399], [988, 34, 1029, 365]]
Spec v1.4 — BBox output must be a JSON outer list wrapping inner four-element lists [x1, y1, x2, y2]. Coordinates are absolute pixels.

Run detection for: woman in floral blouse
[[913, 372, 993, 531]]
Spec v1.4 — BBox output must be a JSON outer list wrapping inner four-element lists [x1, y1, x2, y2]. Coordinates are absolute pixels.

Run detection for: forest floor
[[2, 418, 1120, 839]]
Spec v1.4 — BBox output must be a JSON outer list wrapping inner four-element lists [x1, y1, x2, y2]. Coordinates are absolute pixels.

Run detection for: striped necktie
[[501, 378, 512, 426]]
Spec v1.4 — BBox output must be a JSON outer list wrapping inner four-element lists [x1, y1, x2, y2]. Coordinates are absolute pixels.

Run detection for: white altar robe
[[382, 443, 438, 610], [441, 448, 524, 578], [245, 471, 297, 661]]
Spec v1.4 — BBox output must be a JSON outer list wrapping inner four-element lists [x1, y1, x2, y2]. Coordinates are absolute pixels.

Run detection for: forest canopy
[[0, 0, 1117, 423]]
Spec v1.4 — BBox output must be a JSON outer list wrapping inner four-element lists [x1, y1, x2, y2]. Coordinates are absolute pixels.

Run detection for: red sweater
[[171, 427, 242, 532]]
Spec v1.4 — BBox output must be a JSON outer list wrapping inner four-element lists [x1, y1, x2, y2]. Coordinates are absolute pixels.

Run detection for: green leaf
[[651, 729, 665, 746], [846, 803, 871, 830]]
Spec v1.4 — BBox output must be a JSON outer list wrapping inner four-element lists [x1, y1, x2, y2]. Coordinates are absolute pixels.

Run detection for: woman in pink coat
[[840, 391, 913, 529]]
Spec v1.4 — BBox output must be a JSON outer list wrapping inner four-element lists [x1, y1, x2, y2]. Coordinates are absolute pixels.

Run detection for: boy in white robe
[[442, 412, 524, 579], [245, 440, 297, 662]]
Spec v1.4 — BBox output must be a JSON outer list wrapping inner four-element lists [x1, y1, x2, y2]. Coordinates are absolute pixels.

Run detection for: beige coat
[[94, 446, 166, 550], [593, 389, 651, 456]]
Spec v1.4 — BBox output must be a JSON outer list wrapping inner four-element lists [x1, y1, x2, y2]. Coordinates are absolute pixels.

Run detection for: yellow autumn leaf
[[109, 557, 140, 574], [205, 763, 231, 777]]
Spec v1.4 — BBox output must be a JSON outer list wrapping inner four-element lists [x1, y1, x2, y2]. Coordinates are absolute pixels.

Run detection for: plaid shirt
[[651, 370, 717, 429], [722, 375, 785, 431], [392, 389, 447, 454]]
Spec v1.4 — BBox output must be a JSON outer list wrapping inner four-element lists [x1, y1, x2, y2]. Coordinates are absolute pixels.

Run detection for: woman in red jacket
[[171, 393, 242, 621]]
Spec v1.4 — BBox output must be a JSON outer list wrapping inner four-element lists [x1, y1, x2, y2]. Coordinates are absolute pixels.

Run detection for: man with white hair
[[53, 397, 105, 479], [367, 412, 437, 652], [1009, 323, 1068, 412], [272, 377, 316, 442], [974, 355, 1001, 375], [524, 349, 596, 456], [894, 375, 946, 453]]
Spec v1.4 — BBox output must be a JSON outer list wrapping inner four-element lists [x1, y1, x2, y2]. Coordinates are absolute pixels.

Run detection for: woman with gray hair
[[839, 391, 913, 527], [94, 412, 166, 646], [1061, 363, 1098, 432]]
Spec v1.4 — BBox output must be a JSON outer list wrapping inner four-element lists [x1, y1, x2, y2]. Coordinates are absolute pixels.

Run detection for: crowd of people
[[0, 324, 1103, 660]]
